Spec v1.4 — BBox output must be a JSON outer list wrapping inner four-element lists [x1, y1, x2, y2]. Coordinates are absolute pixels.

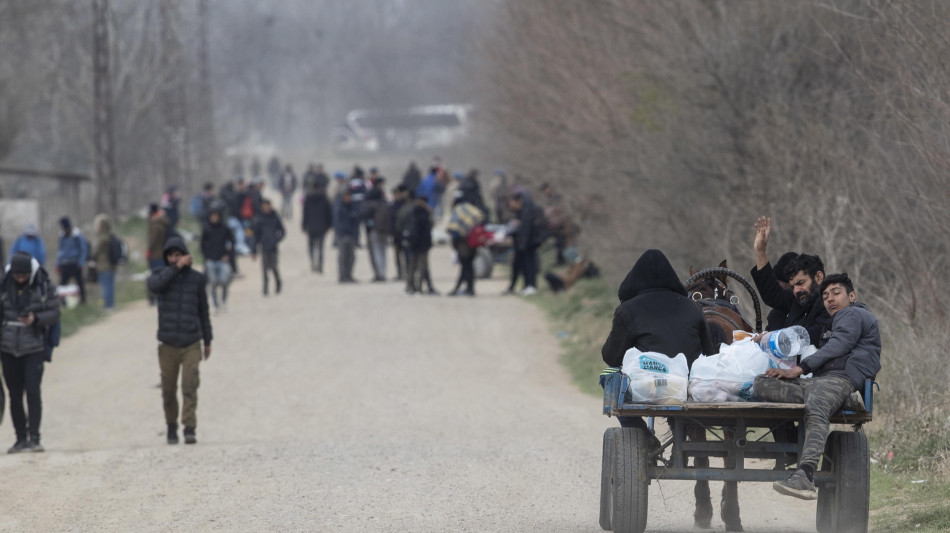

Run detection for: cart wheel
[[820, 430, 870, 533], [600, 428, 619, 530], [816, 439, 835, 533], [611, 427, 649, 533], [474, 247, 494, 279]]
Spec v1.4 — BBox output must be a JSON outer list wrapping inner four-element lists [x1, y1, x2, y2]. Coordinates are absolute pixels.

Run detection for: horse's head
[[687, 260, 737, 304]]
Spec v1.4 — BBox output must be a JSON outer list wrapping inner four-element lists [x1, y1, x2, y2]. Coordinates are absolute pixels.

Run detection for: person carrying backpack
[[56, 217, 89, 305], [1, 251, 61, 453], [91, 214, 121, 311]]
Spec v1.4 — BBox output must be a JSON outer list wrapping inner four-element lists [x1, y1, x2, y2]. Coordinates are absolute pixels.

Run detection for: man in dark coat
[[333, 190, 361, 283], [750, 217, 832, 345], [401, 162, 422, 195], [147, 236, 212, 445], [302, 185, 334, 273], [1, 252, 61, 453], [251, 199, 285, 295], [405, 195, 437, 295], [505, 192, 546, 295], [602, 249, 714, 369], [200, 208, 235, 310]]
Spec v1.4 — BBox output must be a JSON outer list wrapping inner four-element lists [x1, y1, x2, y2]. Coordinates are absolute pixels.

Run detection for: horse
[[687, 260, 756, 346], [681, 260, 759, 532]]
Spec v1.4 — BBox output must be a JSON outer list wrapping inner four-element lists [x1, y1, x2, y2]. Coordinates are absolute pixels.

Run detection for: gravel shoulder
[[0, 216, 817, 532]]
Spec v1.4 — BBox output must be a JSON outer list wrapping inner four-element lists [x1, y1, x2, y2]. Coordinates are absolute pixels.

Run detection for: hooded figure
[[9, 224, 47, 267], [601, 249, 714, 368]]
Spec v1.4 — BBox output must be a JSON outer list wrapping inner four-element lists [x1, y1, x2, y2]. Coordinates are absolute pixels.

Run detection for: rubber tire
[[819, 430, 870, 533], [474, 247, 494, 279], [600, 428, 619, 530], [816, 438, 835, 533], [611, 427, 650, 533]]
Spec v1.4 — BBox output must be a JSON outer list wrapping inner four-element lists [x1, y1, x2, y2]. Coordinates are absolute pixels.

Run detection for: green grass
[[870, 468, 950, 532]]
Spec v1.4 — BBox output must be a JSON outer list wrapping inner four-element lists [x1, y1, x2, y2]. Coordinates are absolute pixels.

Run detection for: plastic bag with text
[[621, 348, 689, 405]]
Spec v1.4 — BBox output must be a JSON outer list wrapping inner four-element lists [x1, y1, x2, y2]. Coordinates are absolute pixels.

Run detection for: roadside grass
[[870, 468, 950, 532], [522, 252, 950, 529]]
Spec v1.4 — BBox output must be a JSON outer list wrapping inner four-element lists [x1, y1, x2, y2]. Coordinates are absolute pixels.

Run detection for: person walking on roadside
[[251, 199, 285, 296], [363, 187, 391, 282], [201, 207, 235, 311], [56, 216, 89, 305], [91, 214, 118, 311], [147, 236, 212, 445], [334, 190, 361, 283], [302, 184, 333, 274], [405, 194, 438, 295], [1, 251, 61, 453], [9, 223, 47, 267], [278, 164, 298, 219]]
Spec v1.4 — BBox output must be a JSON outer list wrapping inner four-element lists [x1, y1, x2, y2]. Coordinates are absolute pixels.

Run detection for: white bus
[[332, 104, 474, 153]]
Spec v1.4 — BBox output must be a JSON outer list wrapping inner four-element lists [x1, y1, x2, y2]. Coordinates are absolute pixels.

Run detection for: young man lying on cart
[[754, 272, 881, 500]]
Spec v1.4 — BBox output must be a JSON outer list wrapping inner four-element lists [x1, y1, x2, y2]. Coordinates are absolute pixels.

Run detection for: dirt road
[[0, 216, 817, 532]]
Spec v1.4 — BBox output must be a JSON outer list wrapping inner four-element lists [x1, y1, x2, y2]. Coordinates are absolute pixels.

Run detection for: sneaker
[[167, 424, 179, 445], [184, 427, 197, 445], [426, 288, 440, 296], [7, 440, 30, 454], [502, 288, 515, 296], [520, 286, 538, 296], [773, 469, 817, 500], [29, 439, 44, 453]]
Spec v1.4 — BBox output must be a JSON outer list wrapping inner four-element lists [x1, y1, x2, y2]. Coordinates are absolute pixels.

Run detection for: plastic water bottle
[[758, 326, 810, 359]]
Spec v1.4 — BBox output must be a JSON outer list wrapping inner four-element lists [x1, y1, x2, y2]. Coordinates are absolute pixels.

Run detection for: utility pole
[[93, 0, 118, 216], [159, 0, 192, 196], [197, 0, 218, 182]]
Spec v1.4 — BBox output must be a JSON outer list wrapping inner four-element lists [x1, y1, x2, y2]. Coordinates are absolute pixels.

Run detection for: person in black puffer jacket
[[147, 236, 212, 445], [1, 252, 61, 453]]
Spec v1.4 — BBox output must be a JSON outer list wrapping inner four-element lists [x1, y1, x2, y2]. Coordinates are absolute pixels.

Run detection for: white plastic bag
[[689, 339, 770, 402], [621, 348, 689, 405]]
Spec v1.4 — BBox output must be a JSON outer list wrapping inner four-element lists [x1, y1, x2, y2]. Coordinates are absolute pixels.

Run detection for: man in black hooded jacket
[[147, 236, 212, 445], [602, 249, 714, 369], [601, 248, 721, 528]]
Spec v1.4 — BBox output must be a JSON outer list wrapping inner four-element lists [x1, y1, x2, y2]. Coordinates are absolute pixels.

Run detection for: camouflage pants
[[753, 374, 854, 471]]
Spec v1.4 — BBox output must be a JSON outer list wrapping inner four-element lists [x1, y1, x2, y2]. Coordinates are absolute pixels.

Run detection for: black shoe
[[184, 427, 197, 445], [773, 469, 817, 500], [544, 272, 566, 293], [167, 423, 179, 445], [7, 439, 30, 454], [29, 438, 44, 453], [427, 288, 440, 296]]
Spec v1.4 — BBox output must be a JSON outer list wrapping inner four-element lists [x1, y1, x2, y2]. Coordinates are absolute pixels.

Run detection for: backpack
[[108, 235, 128, 265], [240, 195, 255, 220]]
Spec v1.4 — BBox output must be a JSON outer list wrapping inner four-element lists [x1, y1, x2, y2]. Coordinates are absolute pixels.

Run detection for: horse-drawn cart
[[599, 372, 876, 533]]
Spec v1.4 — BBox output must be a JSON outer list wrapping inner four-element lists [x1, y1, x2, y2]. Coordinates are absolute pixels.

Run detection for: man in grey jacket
[[754, 273, 882, 500]]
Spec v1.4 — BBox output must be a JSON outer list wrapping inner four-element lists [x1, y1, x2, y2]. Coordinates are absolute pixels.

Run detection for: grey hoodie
[[799, 302, 881, 390]]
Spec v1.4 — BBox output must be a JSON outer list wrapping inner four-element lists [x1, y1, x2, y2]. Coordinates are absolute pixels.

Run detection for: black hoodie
[[602, 249, 714, 367], [147, 236, 212, 348]]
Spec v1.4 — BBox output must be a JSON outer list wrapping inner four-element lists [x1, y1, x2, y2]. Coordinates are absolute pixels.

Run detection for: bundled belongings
[[621, 348, 689, 405], [688, 339, 770, 402]]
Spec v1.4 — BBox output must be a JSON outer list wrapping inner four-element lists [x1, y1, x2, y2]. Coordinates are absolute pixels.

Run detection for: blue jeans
[[99, 270, 116, 309], [205, 260, 232, 307]]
